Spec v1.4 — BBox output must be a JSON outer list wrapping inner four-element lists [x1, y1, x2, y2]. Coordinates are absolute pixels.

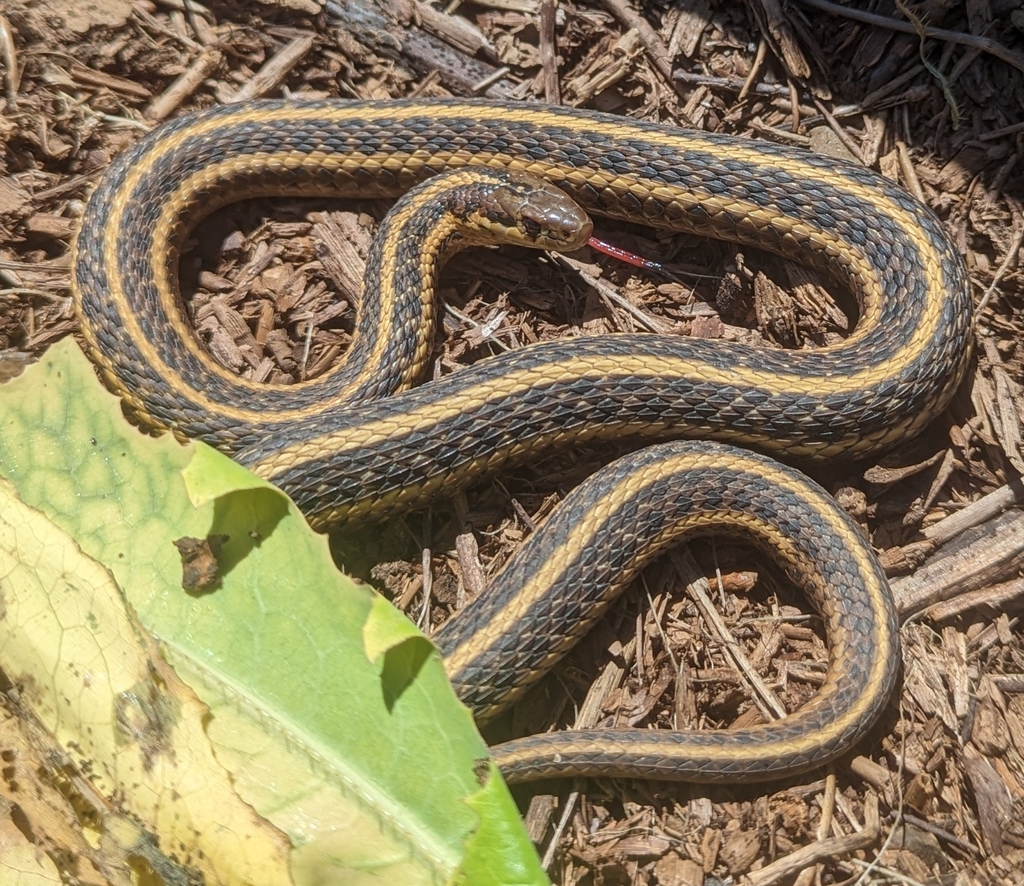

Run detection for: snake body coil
[[72, 99, 972, 782]]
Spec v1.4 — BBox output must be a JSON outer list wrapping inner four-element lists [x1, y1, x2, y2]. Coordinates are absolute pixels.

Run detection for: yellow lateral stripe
[[445, 448, 893, 760], [93, 101, 949, 430]]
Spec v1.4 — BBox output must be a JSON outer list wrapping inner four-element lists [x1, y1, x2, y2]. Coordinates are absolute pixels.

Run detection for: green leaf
[[0, 339, 547, 886]]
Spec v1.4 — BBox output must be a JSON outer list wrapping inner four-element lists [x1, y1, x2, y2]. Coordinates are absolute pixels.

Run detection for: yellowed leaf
[[0, 477, 293, 886], [0, 815, 62, 886]]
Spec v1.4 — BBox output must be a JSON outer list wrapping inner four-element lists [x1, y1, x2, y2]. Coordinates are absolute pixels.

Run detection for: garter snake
[[72, 99, 973, 783]]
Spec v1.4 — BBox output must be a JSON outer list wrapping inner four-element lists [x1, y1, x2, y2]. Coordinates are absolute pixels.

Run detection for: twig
[[27, 172, 102, 204], [793, 0, 1024, 74], [793, 769, 837, 886], [738, 37, 767, 101], [541, 792, 578, 871], [670, 548, 788, 720], [893, 811, 982, 856], [538, 0, 560, 104], [858, 64, 925, 112], [641, 574, 682, 718], [409, 0, 495, 59], [674, 70, 792, 96], [152, 0, 212, 12], [924, 577, 1024, 622], [0, 288, 62, 299], [979, 120, 1024, 141], [893, 0, 960, 128], [746, 793, 881, 886], [418, 507, 433, 630], [598, 0, 686, 100], [555, 254, 678, 334], [445, 304, 513, 352], [144, 48, 222, 121], [850, 706, 907, 886], [895, 140, 926, 204], [846, 858, 929, 886], [745, 0, 811, 79], [182, 0, 216, 45], [0, 14, 19, 107], [892, 509, 1024, 617], [976, 199, 1024, 317], [224, 33, 316, 102], [750, 118, 811, 145], [812, 97, 866, 165], [469, 66, 510, 93], [133, 2, 202, 51]]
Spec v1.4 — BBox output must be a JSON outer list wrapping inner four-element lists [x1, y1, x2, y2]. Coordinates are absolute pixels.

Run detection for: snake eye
[[521, 216, 543, 241]]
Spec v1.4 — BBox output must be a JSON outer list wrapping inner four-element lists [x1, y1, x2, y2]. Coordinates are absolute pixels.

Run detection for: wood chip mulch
[[1, 0, 1023, 884]]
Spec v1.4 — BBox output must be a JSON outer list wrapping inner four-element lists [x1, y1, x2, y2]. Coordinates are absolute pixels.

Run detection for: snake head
[[487, 170, 593, 252]]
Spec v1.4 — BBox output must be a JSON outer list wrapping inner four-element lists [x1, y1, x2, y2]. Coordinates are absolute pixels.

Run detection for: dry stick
[[460, 0, 538, 9], [541, 793, 578, 871], [134, 3, 203, 51], [153, 0, 212, 11], [418, 507, 433, 630], [675, 70, 792, 96], [445, 303, 513, 351], [981, 336, 1024, 474], [812, 97, 866, 165], [990, 673, 1024, 693], [563, 28, 641, 104], [858, 63, 926, 111], [980, 119, 1024, 141], [746, 793, 881, 886], [925, 577, 1024, 623], [409, 0, 495, 59], [747, 0, 811, 79], [451, 492, 487, 608], [794, 0, 1024, 74], [145, 49, 222, 121], [538, 0, 560, 104], [737, 38, 768, 101], [407, 67, 443, 98], [895, 140, 926, 204], [751, 118, 811, 145], [851, 739, 907, 886], [469, 66, 510, 94], [892, 0, 960, 128], [892, 510, 1024, 617], [793, 769, 837, 886], [69, 63, 154, 100], [670, 549, 788, 720], [598, 0, 688, 101], [641, 574, 682, 724], [0, 14, 19, 107], [225, 33, 316, 103], [970, 615, 1020, 657], [554, 254, 678, 334], [922, 477, 1024, 546], [182, 0, 216, 45], [976, 201, 1024, 316], [848, 859, 932, 886], [786, 79, 799, 132]]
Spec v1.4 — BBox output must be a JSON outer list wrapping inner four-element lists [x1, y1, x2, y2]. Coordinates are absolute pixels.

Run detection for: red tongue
[[587, 236, 666, 273]]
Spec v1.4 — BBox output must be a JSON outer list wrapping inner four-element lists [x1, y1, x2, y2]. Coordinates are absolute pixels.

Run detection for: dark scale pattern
[[342, 169, 550, 400], [433, 441, 899, 782], [73, 98, 973, 519]]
